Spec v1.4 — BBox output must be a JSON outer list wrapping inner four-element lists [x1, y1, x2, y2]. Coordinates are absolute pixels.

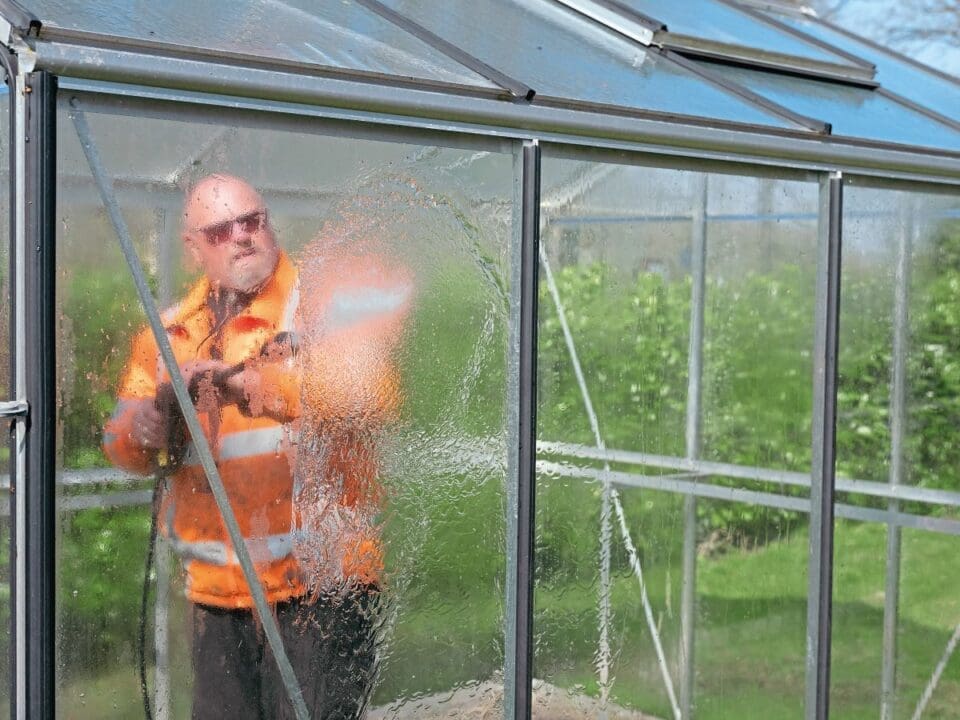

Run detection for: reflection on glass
[[694, 61, 960, 151], [768, 12, 960, 123], [622, 0, 855, 65], [381, 0, 796, 128], [56, 109, 512, 717], [536, 159, 816, 719]]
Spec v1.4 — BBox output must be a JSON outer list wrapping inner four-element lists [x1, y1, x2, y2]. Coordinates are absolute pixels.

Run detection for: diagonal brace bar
[[69, 108, 310, 720]]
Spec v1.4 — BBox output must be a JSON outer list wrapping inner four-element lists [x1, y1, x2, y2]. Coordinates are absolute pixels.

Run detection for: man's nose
[[229, 221, 253, 244]]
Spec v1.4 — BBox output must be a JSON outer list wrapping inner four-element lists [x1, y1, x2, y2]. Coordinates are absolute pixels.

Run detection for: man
[[104, 174, 390, 720]]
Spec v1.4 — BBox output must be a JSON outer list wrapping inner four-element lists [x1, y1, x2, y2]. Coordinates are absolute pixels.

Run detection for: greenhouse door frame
[[6, 64, 960, 720]]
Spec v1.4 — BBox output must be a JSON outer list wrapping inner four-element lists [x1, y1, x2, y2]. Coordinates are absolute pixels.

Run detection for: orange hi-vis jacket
[[105, 249, 411, 609], [105, 252, 304, 609]]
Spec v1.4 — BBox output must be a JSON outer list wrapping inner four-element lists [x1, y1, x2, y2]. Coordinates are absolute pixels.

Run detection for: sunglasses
[[196, 209, 267, 246]]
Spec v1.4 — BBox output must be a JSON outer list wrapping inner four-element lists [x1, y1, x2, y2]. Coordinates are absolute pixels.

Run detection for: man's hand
[[181, 359, 235, 413], [130, 399, 169, 450]]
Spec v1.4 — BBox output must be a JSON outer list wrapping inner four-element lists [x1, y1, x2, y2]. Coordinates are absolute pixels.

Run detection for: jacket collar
[[166, 250, 297, 330]]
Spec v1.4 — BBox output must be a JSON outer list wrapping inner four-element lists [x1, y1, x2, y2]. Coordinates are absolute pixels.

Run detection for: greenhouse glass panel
[[23, 0, 497, 89], [696, 62, 960, 152], [0, 85, 10, 719], [765, 12, 960, 123], [55, 99, 514, 718], [379, 0, 800, 128], [535, 157, 816, 720], [834, 185, 960, 719], [620, 0, 860, 67]]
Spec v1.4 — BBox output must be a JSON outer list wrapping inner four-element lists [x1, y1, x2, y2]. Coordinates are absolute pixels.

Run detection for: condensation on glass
[[54, 101, 514, 718], [833, 185, 960, 720], [534, 156, 818, 720]]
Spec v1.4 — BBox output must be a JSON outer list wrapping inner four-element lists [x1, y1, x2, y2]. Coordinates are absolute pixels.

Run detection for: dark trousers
[[190, 588, 379, 720]]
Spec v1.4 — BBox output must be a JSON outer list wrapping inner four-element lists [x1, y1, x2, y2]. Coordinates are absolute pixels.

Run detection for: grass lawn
[[535, 518, 960, 720], [51, 517, 960, 719]]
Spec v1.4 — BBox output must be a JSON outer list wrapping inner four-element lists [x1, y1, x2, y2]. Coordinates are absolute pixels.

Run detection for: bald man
[[104, 175, 377, 719]]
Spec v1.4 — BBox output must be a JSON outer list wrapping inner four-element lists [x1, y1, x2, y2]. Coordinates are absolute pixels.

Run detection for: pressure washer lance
[[138, 331, 298, 720]]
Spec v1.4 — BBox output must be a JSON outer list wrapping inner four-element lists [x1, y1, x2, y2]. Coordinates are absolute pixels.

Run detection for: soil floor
[[368, 679, 662, 719]]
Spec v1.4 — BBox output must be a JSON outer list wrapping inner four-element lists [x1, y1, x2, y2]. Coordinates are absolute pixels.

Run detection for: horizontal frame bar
[[32, 43, 960, 186], [538, 441, 960, 510], [36, 25, 509, 101], [25, 460, 960, 537], [540, 461, 960, 536]]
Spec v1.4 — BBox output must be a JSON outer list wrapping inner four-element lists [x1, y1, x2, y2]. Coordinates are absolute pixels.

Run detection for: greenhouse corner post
[[22, 70, 56, 720], [514, 138, 540, 720], [806, 172, 842, 720]]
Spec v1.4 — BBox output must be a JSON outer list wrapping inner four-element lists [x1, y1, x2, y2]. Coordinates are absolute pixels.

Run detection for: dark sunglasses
[[196, 209, 267, 246]]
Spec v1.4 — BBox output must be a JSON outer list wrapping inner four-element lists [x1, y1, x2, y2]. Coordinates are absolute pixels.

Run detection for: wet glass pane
[[701, 176, 818, 471], [767, 12, 960, 123], [56, 100, 513, 717], [378, 0, 799, 128], [835, 185, 960, 718], [26, 0, 496, 89], [695, 61, 960, 152], [536, 158, 816, 719], [623, 0, 857, 66], [0, 85, 10, 720]]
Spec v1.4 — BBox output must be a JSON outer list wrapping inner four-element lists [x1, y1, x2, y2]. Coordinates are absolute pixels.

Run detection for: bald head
[[182, 174, 279, 293]]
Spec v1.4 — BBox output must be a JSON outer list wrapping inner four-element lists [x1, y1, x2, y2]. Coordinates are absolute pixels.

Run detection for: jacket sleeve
[[102, 328, 161, 475], [242, 360, 302, 422]]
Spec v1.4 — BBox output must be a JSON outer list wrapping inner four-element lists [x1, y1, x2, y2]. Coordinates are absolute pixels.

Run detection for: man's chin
[[229, 267, 270, 293]]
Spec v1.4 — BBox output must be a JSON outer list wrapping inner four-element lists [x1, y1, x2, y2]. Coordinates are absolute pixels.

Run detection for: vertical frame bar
[[153, 207, 174, 720], [806, 171, 843, 720], [504, 141, 524, 720], [514, 138, 540, 720], [21, 70, 56, 720], [680, 174, 708, 719], [881, 200, 913, 720], [2, 44, 21, 720]]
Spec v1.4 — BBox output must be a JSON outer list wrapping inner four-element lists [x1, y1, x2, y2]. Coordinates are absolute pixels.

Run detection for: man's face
[[183, 176, 280, 293]]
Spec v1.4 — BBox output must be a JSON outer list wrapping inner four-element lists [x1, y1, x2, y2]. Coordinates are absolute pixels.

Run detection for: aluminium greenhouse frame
[[2, 5, 960, 720]]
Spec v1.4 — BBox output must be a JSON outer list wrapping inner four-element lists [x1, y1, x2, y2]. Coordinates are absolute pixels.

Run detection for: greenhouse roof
[[1, 0, 959, 180]]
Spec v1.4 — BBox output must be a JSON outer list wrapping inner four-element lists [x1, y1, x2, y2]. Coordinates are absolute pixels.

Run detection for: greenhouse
[[0, 0, 959, 718]]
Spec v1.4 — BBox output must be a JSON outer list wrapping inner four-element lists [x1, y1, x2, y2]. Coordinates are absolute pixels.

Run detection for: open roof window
[[557, 0, 876, 83]]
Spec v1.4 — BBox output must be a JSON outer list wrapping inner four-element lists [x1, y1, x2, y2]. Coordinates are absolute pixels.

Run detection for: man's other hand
[[130, 399, 169, 450]]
